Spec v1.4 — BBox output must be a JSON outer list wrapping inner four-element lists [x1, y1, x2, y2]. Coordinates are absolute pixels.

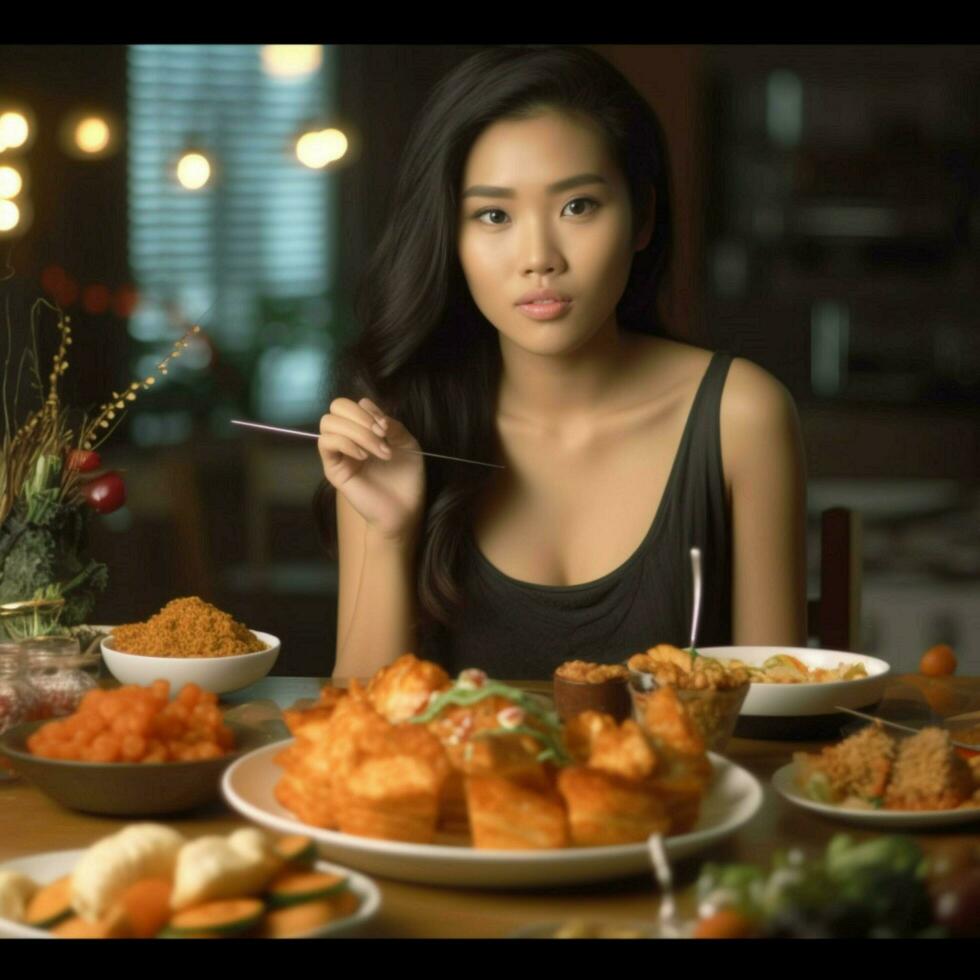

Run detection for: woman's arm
[[333, 494, 420, 678], [720, 358, 808, 646], [316, 397, 426, 679]]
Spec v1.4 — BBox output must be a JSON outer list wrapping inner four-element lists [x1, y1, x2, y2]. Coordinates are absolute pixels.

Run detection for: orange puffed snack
[[26, 680, 235, 763]]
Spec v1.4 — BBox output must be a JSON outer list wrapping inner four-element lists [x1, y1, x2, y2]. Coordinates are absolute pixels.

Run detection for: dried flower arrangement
[[0, 297, 200, 639]]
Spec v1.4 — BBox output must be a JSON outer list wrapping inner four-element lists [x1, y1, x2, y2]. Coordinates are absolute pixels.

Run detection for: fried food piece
[[465, 774, 570, 849], [426, 695, 524, 767], [795, 724, 897, 804], [460, 732, 553, 791], [427, 695, 547, 833], [885, 728, 975, 811], [557, 766, 670, 845], [637, 686, 713, 789], [282, 686, 348, 736], [587, 719, 658, 782], [274, 697, 392, 831], [274, 770, 336, 828], [332, 722, 451, 843], [563, 710, 620, 764], [646, 772, 705, 834], [366, 653, 451, 723], [639, 686, 705, 758]]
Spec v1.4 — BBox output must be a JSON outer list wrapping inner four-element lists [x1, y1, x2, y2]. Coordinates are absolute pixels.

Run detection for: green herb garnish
[[411, 680, 560, 729]]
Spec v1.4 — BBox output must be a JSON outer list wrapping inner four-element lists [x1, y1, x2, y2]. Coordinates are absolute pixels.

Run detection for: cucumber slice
[[167, 898, 265, 937], [273, 835, 317, 867], [266, 871, 349, 908], [25, 876, 73, 929]]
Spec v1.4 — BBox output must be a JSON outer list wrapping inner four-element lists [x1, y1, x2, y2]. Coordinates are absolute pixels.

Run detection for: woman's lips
[[516, 300, 573, 321]]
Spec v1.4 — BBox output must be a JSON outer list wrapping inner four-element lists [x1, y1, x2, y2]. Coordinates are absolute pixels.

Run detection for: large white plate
[[772, 763, 980, 829], [222, 742, 763, 888], [0, 848, 381, 939], [699, 646, 891, 717]]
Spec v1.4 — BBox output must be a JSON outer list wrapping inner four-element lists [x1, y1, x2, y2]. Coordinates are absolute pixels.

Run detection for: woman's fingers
[[319, 412, 392, 460], [330, 397, 383, 432], [318, 432, 369, 464]]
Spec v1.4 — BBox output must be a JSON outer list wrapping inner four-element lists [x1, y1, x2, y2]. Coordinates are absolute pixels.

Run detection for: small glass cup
[[628, 666, 749, 754]]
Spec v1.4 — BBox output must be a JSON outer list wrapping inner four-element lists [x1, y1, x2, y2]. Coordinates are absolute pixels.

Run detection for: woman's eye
[[475, 208, 509, 225], [562, 197, 599, 217]]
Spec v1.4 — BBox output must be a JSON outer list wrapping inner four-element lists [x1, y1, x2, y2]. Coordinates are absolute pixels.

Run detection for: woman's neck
[[496, 322, 647, 437]]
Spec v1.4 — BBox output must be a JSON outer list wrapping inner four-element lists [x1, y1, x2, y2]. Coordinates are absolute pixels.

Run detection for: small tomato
[[83, 471, 126, 514], [67, 449, 102, 472]]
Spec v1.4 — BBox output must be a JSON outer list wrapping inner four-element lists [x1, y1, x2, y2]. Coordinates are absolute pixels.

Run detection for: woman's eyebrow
[[461, 172, 608, 199]]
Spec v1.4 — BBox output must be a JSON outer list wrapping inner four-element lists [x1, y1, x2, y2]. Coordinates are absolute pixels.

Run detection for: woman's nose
[[520, 220, 565, 276]]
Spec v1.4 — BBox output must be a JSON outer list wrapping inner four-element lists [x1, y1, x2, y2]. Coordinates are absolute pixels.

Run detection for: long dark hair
[[315, 44, 674, 647]]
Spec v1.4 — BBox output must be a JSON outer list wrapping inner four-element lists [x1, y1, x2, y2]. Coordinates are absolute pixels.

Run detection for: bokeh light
[[0, 111, 30, 151], [75, 116, 111, 155], [176, 152, 211, 190], [82, 283, 111, 315], [112, 285, 140, 318], [0, 165, 23, 199], [296, 128, 348, 169], [0, 199, 20, 232], [261, 45, 323, 79]]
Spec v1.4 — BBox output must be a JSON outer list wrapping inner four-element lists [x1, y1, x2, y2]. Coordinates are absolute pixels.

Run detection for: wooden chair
[[808, 507, 862, 651]]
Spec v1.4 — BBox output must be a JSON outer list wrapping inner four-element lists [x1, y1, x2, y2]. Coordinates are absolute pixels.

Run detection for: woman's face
[[457, 109, 651, 358]]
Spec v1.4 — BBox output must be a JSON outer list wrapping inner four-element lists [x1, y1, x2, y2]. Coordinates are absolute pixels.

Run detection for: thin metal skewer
[[834, 705, 979, 751], [231, 419, 506, 469]]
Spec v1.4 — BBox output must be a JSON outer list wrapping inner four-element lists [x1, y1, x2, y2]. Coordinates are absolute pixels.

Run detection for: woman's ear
[[633, 188, 656, 252]]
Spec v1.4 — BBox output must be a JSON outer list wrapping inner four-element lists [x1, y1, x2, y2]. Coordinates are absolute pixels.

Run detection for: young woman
[[315, 46, 807, 680]]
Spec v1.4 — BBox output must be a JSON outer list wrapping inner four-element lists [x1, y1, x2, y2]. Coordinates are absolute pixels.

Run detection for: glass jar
[[22, 636, 97, 719], [0, 643, 43, 779]]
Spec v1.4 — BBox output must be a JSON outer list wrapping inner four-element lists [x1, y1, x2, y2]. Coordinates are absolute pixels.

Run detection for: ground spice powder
[[111, 596, 266, 658]]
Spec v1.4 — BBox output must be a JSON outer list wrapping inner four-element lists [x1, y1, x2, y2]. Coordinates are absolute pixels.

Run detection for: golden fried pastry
[[465, 774, 570, 849], [282, 685, 348, 735], [638, 686, 706, 758], [587, 719, 658, 782], [366, 653, 452, 723], [562, 710, 620, 764], [426, 695, 526, 767], [646, 772, 705, 834], [556, 766, 671, 845], [274, 770, 336, 828], [332, 722, 451, 844]]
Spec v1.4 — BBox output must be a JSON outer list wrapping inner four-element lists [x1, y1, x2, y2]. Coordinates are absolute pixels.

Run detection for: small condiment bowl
[[100, 631, 280, 695], [552, 667, 631, 723], [0, 719, 274, 816], [628, 667, 749, 754]]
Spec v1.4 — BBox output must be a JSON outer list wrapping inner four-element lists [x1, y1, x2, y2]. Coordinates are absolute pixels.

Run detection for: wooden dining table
[[2, 673, 979, 939]]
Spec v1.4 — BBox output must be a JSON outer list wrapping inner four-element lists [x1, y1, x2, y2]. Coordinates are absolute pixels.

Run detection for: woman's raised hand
[[318, 397, 426, 542]]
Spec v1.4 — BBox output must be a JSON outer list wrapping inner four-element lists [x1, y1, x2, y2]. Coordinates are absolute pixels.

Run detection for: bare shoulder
[[719, 357, 804, 484], [721, 356, 798, 426]]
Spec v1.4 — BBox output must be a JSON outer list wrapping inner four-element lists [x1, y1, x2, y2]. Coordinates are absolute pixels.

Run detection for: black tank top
[[423, 351, 734, 679]]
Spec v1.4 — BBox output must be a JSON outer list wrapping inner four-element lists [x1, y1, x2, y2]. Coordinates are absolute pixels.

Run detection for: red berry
[[67, 449, 102, 473], [83, 471, 126, 514]]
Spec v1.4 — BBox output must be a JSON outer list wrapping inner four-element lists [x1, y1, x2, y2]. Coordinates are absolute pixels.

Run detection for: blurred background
[[0, 44, 977, 676]]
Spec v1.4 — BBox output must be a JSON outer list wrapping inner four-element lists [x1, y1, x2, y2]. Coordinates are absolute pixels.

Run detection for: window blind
[[126, 44, 335, 353]]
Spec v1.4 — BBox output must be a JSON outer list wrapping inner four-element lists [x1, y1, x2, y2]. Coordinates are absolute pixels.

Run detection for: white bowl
[[698, 646, 891, 740], [101, 631, 280, 695]]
